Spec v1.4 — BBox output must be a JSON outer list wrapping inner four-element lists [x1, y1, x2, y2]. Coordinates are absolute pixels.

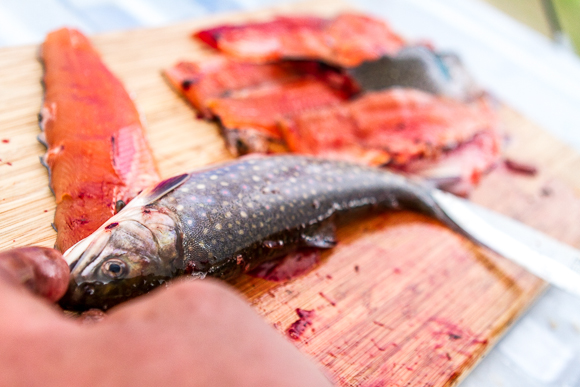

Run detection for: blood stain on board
[[286, 308, 315, 340], [370, 338, 388, 351], [1, 139, 9, 143], [448, 333, 462, 340], [503, 158, 538, 176], [372, 320, 393, 330], [248, 248, 320, 282], [319, 291, 336, 306], [540, 185, 553, 197]]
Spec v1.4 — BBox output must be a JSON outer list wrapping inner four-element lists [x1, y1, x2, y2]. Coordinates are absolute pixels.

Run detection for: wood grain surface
[[1, 1, 580, 385]]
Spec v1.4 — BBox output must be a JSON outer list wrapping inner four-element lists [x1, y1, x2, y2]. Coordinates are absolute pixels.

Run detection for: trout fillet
[[39, 28, 160, 252], [164, 58, 357, 155], [164, 58, 313, 118], [194, 13, 406, 67], [280, 89, 499, 166]]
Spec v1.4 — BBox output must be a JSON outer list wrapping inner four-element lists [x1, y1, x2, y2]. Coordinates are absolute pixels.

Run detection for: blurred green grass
[[554, 0, 580, 53], [482, 0, 580, 54]]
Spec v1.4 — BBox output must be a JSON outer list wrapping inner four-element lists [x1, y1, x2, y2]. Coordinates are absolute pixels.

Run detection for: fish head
[[59, 206, 181, 311]]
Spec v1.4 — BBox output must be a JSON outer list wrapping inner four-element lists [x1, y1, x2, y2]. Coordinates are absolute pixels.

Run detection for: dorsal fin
[[141, 173, 189, 203]]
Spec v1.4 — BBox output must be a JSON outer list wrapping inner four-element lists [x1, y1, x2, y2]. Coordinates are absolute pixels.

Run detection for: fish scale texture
[[153, 156, 413, 270]]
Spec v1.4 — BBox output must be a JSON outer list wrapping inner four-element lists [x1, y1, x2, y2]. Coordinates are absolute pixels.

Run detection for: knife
[[432, 189, 580, 297]]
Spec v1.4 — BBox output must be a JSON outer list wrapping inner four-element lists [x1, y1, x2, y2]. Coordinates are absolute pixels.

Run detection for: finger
[[94, 279, 334, 387], [0, 247, 70, 302]]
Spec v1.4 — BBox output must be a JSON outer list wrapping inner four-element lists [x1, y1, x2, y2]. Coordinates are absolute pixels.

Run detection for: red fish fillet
[[194, 13, 406, 67], [164, 58, 355, 119], [392, 131, 501, 196], [280, 89, 499, 166], [164, 58, 304, 118], [208, 77, 355, 155], [40, 28, 160, 252]]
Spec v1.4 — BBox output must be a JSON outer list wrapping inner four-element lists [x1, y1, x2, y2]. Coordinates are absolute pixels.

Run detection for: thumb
[[0, 246, 70, 302]]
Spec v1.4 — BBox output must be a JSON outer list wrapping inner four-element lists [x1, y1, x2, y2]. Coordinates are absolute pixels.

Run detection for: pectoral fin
[[300, 221, 337, 249]]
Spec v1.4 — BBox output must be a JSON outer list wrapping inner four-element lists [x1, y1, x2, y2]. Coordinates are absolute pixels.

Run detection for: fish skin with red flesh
[[280, 104, 392, 166], [164, 59, 305, 118], [324, 13, 406, 67], [195, 17, 327, 63], [208, 78, 354, 154], [164, 58, 357, 119], [40, 28, 160, 252], [193, 13, 405, 67], [350, 90, 498, 165], [392, 131, 502, 197], [280, 89, 498, 166]]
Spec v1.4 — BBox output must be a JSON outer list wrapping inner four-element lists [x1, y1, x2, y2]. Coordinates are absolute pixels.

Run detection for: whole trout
[[61, 156, 458, 310]]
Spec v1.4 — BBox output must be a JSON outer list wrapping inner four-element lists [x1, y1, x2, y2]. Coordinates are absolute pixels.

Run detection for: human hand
[[0, 247, 333, 387]]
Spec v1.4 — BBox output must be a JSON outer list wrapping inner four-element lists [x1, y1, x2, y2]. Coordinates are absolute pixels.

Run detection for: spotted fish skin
[[61, 155, 455, 310]]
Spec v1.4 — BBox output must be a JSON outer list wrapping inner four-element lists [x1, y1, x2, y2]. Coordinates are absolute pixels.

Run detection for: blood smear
[[248, 249, 320, 282], [504, 158, 538, 176], [286, 308, 315, 340]]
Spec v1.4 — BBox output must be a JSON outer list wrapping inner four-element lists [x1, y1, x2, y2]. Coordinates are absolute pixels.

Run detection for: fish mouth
[[59, 274, 172, 311], [59, 278, 124, 311]]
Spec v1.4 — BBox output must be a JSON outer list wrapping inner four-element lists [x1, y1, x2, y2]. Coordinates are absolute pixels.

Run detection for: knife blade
[[432, 189, 580, 296]]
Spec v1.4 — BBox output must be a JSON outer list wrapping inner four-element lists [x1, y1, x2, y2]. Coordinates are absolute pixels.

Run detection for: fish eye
[[102, 259, 128, 279]]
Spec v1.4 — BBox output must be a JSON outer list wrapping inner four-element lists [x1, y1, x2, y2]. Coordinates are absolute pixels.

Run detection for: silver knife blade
[[432, 189, 580, 297]]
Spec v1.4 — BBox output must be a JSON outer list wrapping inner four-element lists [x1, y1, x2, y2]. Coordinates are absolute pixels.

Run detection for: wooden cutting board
[[2, 1, 580, 385]]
